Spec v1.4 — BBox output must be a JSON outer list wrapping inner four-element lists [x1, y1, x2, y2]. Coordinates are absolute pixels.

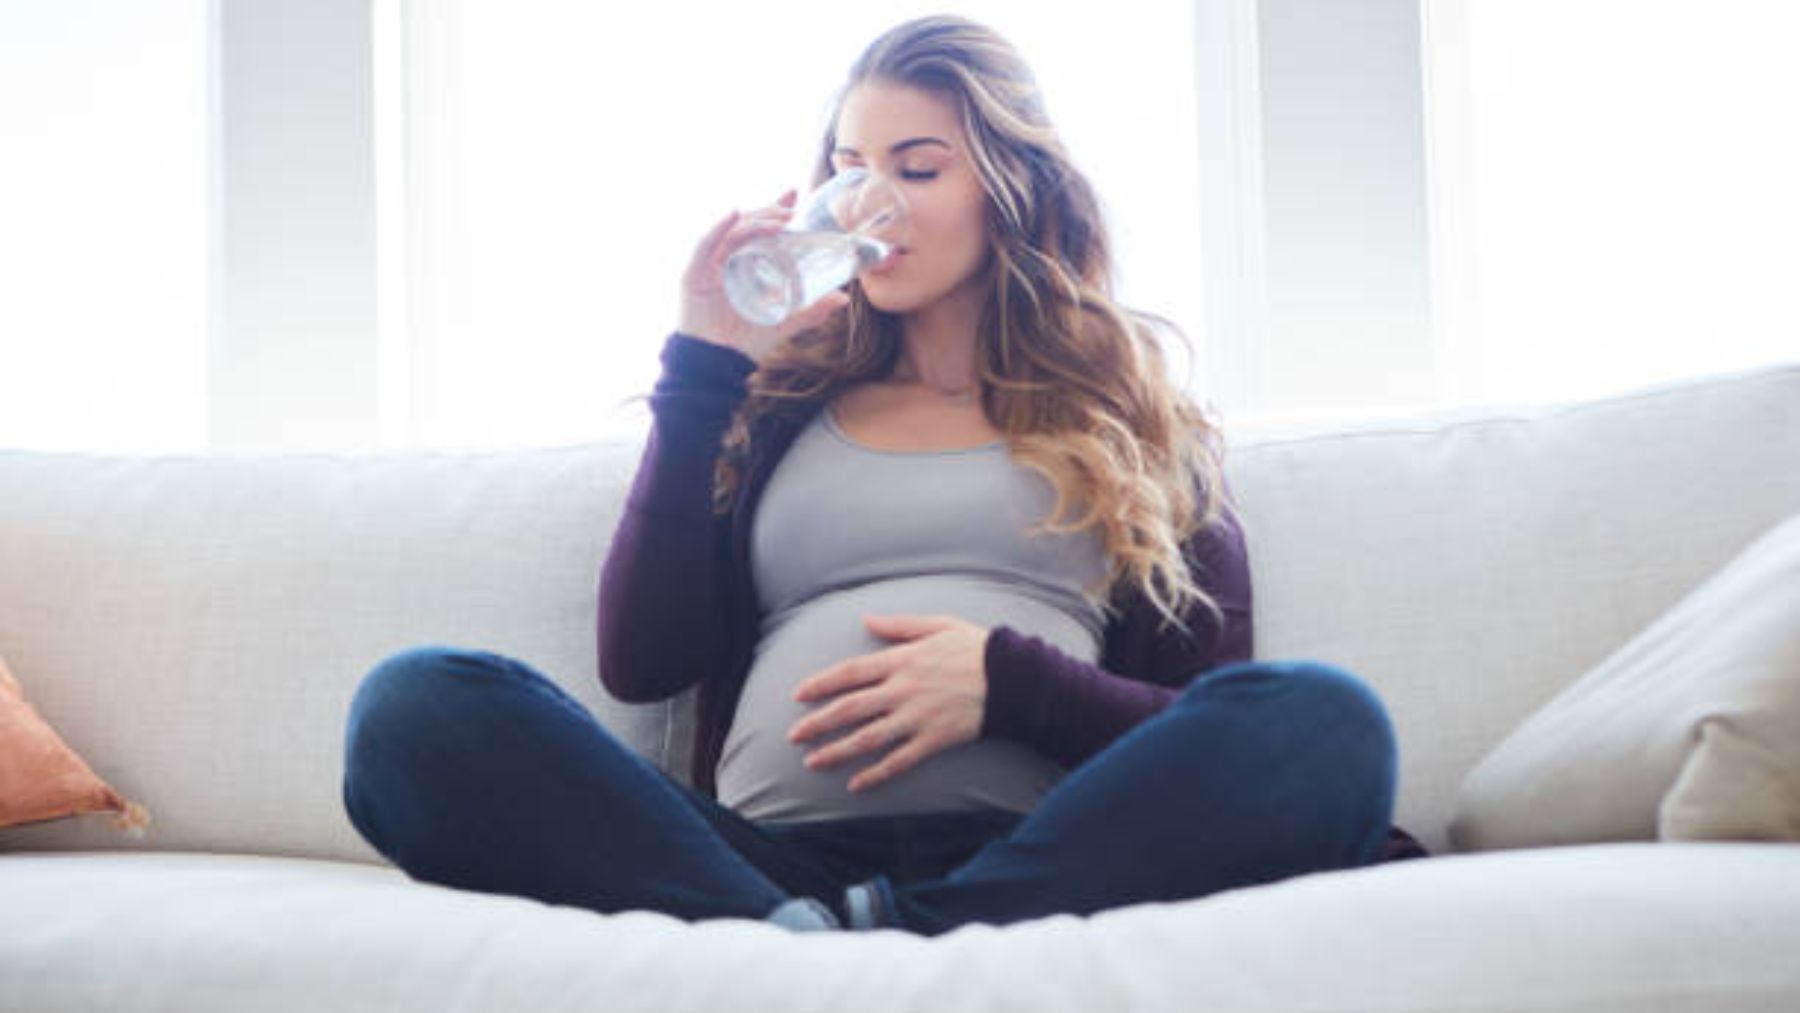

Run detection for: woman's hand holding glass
[[678, 169, 908, 364], [722, 167, 907, 328], [679, 191, 850, 365]]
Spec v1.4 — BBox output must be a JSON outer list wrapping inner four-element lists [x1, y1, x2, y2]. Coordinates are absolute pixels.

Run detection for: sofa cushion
[[3, 844, 1798, 1012], [0, 654, 148, 832], [1450, 511, 1800, 849], [1225, 362, 1800, 851]]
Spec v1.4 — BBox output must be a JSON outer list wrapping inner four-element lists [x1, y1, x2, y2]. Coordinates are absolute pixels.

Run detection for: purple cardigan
[[597, 333, 1427, 860]]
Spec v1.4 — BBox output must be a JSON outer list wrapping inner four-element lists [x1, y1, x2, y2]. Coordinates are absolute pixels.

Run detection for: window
[[0, 1, 210, 453], [18, 4, 1780, 456], [1422, 0, 1800, 409]]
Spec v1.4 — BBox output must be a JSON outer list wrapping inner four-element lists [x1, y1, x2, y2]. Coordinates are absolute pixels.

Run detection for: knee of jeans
[[346, 646, 494, 754], [1281, 658, 1385, 711], [1184, 660, 1397, 763], [1279, 661, 1398, 788], [1279, 659, 1391, 730]]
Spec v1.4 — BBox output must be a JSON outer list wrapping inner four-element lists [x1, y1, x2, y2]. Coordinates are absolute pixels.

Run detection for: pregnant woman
[[342, 14, 1421, 936]]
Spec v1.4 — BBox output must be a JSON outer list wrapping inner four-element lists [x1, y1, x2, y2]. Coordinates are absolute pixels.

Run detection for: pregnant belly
[[716, 576, 1094, 822]]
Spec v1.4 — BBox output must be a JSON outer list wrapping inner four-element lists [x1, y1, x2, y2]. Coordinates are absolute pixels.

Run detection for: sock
[[843, 882, 884, 930], [763, 896, 842, 932]]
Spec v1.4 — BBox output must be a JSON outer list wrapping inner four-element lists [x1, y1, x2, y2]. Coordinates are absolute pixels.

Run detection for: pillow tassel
[[113, 799, 152, 838]]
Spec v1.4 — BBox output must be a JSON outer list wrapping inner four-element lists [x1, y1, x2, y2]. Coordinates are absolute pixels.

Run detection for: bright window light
[[0, 1, 210, 453], [1424, 0, 1800, 410]]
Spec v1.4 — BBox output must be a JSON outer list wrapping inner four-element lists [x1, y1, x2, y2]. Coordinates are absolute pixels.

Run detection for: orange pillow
[[0, 654, 150, 833]]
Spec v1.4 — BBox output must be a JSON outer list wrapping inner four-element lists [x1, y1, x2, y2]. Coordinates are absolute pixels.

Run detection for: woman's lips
[[866, 246, 907, 275]]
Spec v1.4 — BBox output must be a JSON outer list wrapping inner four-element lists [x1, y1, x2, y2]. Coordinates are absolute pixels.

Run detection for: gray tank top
[[716, 404, 1110, 822]]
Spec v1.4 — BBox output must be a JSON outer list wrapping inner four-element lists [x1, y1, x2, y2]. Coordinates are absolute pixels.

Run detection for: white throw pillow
[[1451, 512, 1800, 850]]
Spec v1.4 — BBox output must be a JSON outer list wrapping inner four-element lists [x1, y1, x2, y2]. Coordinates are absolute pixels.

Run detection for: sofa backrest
[[2, 362, 1796, 861], [0, 440, 664, 864]]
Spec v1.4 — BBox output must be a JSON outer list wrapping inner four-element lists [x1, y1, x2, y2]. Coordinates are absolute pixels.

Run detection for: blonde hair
[[714, 15, 1230, 634]]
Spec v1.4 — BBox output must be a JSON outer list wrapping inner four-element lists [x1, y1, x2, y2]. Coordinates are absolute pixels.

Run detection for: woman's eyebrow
[[833, 137, 952, 157]]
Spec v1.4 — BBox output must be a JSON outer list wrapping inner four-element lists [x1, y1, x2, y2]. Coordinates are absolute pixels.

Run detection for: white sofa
[[3, 361, 1798, 1012]]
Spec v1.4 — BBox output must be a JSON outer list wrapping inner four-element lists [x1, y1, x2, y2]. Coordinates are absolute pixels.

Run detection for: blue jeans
[[342, 646, 1397, 936]]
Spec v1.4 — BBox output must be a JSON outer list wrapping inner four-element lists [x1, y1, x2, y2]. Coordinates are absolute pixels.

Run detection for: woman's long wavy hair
[[714, 15, 1231, 634]]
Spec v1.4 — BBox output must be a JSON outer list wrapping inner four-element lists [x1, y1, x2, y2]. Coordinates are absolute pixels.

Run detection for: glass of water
[[723, 167, 908, 327]]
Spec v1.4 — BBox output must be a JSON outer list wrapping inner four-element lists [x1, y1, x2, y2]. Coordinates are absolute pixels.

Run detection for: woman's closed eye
[[831, 156, 938, 183]]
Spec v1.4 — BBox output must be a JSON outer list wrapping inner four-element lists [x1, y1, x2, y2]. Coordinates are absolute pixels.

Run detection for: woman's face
[[829, 82, 991, 318]]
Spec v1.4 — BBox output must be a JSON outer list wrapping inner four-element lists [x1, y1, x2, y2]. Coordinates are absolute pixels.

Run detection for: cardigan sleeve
[[978, 500, 1254, 767], [595, 332, 756, 703]]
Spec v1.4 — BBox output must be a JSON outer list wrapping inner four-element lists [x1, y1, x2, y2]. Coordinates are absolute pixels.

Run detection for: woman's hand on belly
[[786, 613, 991, 793]]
